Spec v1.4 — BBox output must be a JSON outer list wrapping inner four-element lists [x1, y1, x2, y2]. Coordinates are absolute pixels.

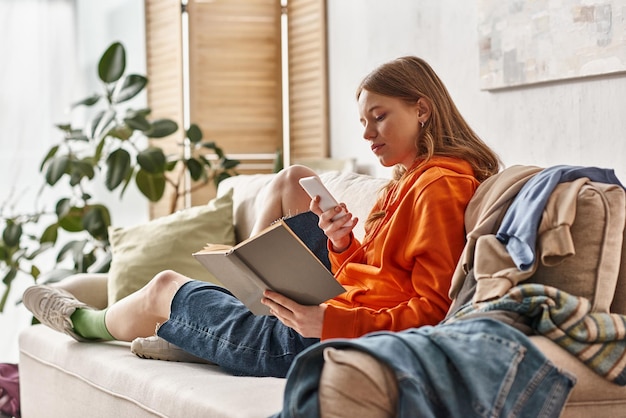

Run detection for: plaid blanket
[[451, 283, 626, 385]]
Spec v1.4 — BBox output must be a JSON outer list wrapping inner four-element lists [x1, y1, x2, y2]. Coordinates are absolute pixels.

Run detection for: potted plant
[[0, 41, 239, 312]]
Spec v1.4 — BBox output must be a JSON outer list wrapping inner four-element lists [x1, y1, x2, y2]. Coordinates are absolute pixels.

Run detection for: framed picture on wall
[[477, 0, 626, 90]]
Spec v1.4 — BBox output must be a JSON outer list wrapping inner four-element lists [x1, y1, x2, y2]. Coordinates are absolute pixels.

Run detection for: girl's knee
[[274, 165, 317, 191], [152, 269, 177, 283], [145, 270, 189, 304]]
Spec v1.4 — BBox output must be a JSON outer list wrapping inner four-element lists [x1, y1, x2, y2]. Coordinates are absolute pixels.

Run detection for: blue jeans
[[158, 282, 319, 377], [158, 212, 325, 377], [274, 318, 575, 418]]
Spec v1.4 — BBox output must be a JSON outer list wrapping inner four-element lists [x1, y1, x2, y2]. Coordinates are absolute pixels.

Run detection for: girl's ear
[[416, 98, 432, 124]]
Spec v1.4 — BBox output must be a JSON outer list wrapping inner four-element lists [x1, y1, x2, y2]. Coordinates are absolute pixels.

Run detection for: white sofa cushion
[[19, 325, 286, 418]]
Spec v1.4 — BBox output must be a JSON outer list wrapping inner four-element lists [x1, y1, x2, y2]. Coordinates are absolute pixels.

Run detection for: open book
[[193, 219, 346, 315]]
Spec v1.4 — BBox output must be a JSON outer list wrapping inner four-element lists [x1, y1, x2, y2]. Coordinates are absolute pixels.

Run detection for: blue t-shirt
[[496, 165, 624, 271]]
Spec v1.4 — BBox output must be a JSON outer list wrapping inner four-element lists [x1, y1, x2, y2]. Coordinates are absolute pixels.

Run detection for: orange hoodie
[[322, 157, 480, 340]]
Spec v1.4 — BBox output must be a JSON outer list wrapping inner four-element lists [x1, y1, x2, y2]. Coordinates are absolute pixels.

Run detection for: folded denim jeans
[[273, 318, 575, 418]]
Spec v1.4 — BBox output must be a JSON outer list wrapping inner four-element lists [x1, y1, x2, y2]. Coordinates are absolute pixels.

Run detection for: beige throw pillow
[[107, 189, 235, 304]]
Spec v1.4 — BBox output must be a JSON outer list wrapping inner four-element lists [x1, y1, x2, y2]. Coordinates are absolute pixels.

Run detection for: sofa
[[18, 168, 626, 417]]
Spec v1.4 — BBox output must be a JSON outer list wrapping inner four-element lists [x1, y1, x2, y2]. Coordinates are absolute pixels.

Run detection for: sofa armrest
[[53, 273, 109, 309]]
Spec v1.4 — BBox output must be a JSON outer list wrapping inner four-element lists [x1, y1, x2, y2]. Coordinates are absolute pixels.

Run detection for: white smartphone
[[298, 176, 346, 220]]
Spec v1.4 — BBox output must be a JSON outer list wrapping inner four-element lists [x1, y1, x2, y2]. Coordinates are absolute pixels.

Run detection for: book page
[[196, 243, 234, 253]]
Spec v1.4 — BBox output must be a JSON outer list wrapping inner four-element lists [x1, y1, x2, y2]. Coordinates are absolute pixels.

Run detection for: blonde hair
[[357, 56, 501, 227]]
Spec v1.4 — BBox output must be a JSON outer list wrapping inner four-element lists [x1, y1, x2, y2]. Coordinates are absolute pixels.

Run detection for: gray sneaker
[[131, 335, 214, 364], [22, 285, 93, 342]]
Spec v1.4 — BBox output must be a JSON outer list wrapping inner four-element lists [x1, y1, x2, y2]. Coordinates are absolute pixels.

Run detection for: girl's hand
[[309, 196, 357, 252], [261, 290, 327, 338]]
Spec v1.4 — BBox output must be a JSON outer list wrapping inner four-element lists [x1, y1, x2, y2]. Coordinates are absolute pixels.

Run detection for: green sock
[[70, 308, 116, 341]]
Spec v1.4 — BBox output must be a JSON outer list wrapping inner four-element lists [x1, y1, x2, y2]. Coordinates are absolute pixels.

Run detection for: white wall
[[0, 0, 79, 365], [0, 0, 147, 363], [327, 0, 626, 182]]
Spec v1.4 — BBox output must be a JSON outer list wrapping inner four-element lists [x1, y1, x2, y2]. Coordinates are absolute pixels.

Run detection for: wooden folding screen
[[144, 0, 328, 217], [286, 0, 329, 162]]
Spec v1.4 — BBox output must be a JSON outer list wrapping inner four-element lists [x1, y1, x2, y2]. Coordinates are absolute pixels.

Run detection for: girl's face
[[358, 90, 422, 169]]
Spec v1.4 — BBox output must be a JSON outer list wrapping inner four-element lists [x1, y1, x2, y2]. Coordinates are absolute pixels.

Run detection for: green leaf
[[90, 252, 112, 273], [214, 147, 226, 159], [125, 108, 152, 119], [105, 148, 132, 190], [66, 129, 89, 142], [137, 147, 166, 173], [221, 158, 240, 170], [273, 149, 284, 173], [186, 158, 204, 181], [124, 113, 151, 131], [92, 109, 116, 140], [200, 141, 217, 151], [78, 251, 97, 272], [113, 74, 147, 104], [45, 155, 70, 185], [98, 42, 126, 83], [55, 124, 72, 132], [135, 169, 165, 202], [56, 240, 86, 263], [0, 245, 8, 262], [58, 207, 85, 232], [40, 145, 59, 172], [0, 284, 10, 312], [31, 265, 40, 280], [2, 268, 17, 286], [118, 166, 134, 198], [71, 94, 101, 108], [144, 119, 178, 138], [94, 137, 106, 161], [165, 160, 178, 171], [88, 110, 105, 139], [107, 125, 133, 141], [40, 223, 59, 244], [28, 242, 54, 260], [69, 159, 96, 186], [213, 147, 226, 160], [82, 205, 111, 240], [55, 198, 72, 218], [2, 222, 22, 248], [187, 124, 203, 143], [198, 156, 212, 174]]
